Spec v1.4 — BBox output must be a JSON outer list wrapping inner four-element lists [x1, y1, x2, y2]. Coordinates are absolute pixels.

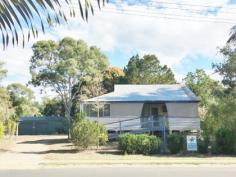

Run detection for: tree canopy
[[124, 54, 176, 84], [184, 69, 223, 107], [40, 97, 65, 117], [29, 37, 109, 124], [213, 46, 236, 92], [0, 62, 7, 82], [7, 83, 40, 119], [103, 67, 125, 92]]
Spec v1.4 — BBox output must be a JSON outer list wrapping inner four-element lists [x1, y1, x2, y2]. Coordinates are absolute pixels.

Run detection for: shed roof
[[84, 84, 200, 103]]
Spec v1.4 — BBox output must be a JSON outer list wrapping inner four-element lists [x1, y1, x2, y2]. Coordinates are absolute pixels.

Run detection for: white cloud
[[0, 0, 234, 100]]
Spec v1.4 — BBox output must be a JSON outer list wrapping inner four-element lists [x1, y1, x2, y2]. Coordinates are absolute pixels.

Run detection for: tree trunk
[[65, 110, 71, 139]]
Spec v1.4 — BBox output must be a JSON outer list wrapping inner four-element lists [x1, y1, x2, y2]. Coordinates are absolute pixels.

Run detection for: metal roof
[[84, 84, 200, 103]]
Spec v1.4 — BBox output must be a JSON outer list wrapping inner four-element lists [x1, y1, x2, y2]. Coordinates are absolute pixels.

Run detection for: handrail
[[104, 117, 141, 125], [102, 116, 199, 126]]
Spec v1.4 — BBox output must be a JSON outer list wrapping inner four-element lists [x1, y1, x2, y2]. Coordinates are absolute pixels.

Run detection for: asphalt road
[[0, 166, 236, 177]]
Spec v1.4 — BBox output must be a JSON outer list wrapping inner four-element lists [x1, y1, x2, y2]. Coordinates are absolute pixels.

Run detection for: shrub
[[215, 128, 235, 154], [118, 133, 137, 154], [167, 133, 184, 154], [71, 118, 108, 150], [0, 122, 5, 138], [118, 133, 161, 155], [4, 119, 16, 136], [198, 135, 210, 154]]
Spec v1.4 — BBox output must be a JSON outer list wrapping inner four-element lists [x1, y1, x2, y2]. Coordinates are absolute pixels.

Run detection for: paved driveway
[[0, 135, 67, 169]]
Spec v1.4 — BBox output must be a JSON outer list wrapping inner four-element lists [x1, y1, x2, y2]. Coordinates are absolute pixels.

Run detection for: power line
[[129, 0, 236, 9], [108, 0, 236, 15], [70, 4, 236, 24]]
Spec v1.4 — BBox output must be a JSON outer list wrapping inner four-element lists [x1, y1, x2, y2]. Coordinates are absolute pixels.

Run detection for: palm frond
[[0, 0, 108, 49], [227, 26, 236, 44]]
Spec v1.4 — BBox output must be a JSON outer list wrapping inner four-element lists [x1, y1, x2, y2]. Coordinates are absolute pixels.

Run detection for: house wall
[[88, 103, 143, 125], [166, 103, 198, 118], [166, 102, 200, 131], [87, 102, 200, 131]]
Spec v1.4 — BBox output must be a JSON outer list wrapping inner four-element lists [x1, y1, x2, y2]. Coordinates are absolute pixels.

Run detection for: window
[[162, 105, 167, 113], [104, 104, 110, 117], [83, 104, 110, 118]]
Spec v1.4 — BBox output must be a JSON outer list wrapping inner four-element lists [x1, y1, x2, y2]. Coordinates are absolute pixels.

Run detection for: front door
[[151, 107, 158, 118], [150, 106, 159, 128]]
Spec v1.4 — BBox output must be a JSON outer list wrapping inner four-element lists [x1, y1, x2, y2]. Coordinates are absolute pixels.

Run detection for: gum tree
[[29, 37, 108, 134]]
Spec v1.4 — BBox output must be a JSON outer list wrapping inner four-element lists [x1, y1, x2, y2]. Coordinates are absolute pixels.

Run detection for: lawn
[[42, 137, 236, 167], [0, 135, 236, 169]]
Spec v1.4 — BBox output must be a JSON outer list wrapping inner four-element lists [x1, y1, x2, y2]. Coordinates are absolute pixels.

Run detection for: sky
[[1, 0, 236, 101]]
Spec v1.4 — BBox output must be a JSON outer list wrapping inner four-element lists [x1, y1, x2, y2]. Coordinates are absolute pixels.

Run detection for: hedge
[[118, 133, 162, 155]]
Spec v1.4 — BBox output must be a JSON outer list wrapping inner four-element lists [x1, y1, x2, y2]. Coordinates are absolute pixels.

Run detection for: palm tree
[[228, 26, 236, 44], [0, 0, 108, 49]]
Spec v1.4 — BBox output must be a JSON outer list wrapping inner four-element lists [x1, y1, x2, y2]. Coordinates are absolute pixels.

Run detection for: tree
[[184, 69, 222, 107], [7, 83, 40, 119], [184, 69, 223, 136], [0, 63, 15, 123], [40, 97, 65, 117], [124, 54, 176, 84], [103, 67, 125, 92], [227, 26, 236, 44], [209, 45, 236, 136], [213, 46, 236, 92], [0, 62, 7, 82], [29, 37, 109, 131], [0, 0, 108, 49]]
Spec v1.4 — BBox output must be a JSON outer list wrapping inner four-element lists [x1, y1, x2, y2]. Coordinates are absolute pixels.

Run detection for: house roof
[[84, 84, 200, 103]]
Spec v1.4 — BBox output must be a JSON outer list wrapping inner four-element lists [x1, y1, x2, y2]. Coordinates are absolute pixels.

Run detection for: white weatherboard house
[[81, 84, 200, 133]]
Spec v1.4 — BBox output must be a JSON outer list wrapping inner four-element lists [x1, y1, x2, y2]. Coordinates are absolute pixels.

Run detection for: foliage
[[184, 69, 222, 107], [0, 62, 7, 81], [167, 133, 185, 154], [118, 133, 161, 155], [198, 134, 210, 154], [71, 116, 108, 150], [0, 122, 4, 139], [73, 112, 87, 123], [7, 83, 40, 119], [124, 54, 176, 84], [184, 69, 224, 137], [40, 97, 65, 117], [214, 46, 236, 91], [29, 37, 109, 125], [215, 128, 235, 154], [103, 67, 125, 92], [0, 88, 15, 122], [0, 0, 108, 49], [4, 119, 17, 136]]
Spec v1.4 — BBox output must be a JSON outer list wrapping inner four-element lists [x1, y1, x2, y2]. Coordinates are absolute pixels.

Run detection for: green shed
[[18, 116, 68, 135]]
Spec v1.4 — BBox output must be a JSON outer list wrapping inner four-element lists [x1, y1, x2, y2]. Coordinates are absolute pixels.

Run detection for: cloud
[[0, 0, 234, 100]]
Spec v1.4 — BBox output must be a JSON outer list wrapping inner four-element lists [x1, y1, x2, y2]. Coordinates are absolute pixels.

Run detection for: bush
[[198, 135, 210, 154], [167, 133, 185, 154], [71, 118, 108, 150], [118, 133, 161, 155], [215, 128, 235, 154], [4, 119, 16, 135], [0, 122, 5, 138]]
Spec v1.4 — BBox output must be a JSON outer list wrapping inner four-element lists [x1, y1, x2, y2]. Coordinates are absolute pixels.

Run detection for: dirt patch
[[0, 135, 67, 169]]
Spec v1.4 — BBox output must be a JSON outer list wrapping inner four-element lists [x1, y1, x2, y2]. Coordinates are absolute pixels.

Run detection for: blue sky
[[0, 0, 235, 101]]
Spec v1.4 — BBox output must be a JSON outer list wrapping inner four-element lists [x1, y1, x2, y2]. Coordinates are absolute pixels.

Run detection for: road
[[1, 166, 236, 177]]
